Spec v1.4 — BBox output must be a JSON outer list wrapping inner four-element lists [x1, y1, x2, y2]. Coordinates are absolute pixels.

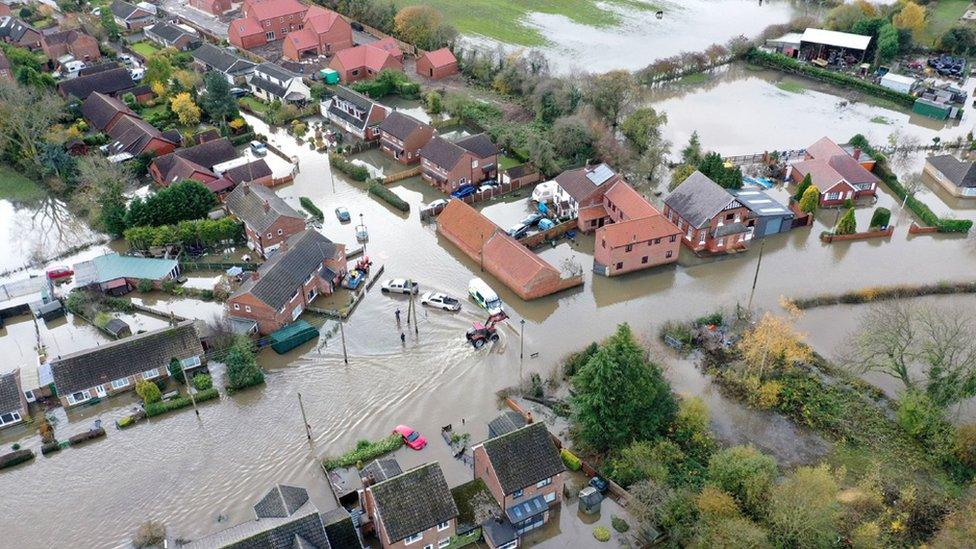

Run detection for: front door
[[95, 385, 107, 398]]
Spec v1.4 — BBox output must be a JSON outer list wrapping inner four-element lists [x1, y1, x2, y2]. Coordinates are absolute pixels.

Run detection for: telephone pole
[[747, 239, 766, 312], [297, 392, 312, 445], [519, 319, 525, 390], [339, 319, 348, 364]]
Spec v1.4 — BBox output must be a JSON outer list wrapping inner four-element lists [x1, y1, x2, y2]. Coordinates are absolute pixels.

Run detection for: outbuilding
[[880, 72, 916, 94], [416, 48, 458, 80], [799, 28, 872, 65], [731, 189, 794, 238]]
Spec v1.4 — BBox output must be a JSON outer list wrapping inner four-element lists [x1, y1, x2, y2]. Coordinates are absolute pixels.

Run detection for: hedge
[[0, 448, 34, 470], [230, 131, 258, 147], [367, 180, 409, 212], [40, 441, 64, 455], [849, 134, 972, 233], [68, 427, 106, 446], [561, 448, 582, 471], [788, 280, 976, 310], [745, 49, 916, 109], [330, 152, 370, 181], [350, 69, 421, 99], [323, 434, 404, 470], [144, 388, 219, 417], [300, 196, 323, 220]]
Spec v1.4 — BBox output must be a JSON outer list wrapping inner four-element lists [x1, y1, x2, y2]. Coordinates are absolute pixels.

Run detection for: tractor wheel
[[490, 333, 499, 342], [381, 288, 389, 293], [473, 338, 485, 349]]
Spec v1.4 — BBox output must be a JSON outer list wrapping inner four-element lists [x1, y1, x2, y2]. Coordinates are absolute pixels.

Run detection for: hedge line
[[323, 434, 404, 470], [330, 152, 370, 181], [300, 197, 324, 220], [144, 388, 219, 417], [849, 135, 972, 233], [745, 49, 916, 109], [0, 448, 34, 470], [368, 180, 409, 212], [788, 280, 976, 310], [68, 427, 106, 446]]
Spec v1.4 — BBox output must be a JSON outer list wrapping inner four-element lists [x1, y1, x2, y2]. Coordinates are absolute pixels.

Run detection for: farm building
[[731, 189, 795, 239], [73, 254, 181, 295], [879, 72, 915, 94], [799, 28, 871, 65]]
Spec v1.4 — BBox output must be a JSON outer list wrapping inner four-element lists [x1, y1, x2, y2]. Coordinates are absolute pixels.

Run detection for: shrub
[[322, 434, 404, 470], [563, 342, 598, 377], [0, 448, 34, 470], [133, 520, 166, 549], [40, 441, 62, 455], [368, 180, 410, 212], [765, 464, 840, 548], [706, 445, 777, 518], [299, 196, 323, 220], [660, 320, 694, 350], [693, 312, 723, 327], [137, 279, 154, 292], [68, 427, 106, 445], [869, 207, 891, 229], [954, 424, 976, 469], [135, 380, 162, 404], [835, 207, 857, 235], [144, 387, 219, 417], [592, 526, 611, 542], [351, 69, 420, 98], [329, 152, 370, 181], [560, 448, 582, 471], [611, 516, 629, 533], [192, 374, 213, 392], [897, 390, 944, 441], [224, 336, 264, 391]]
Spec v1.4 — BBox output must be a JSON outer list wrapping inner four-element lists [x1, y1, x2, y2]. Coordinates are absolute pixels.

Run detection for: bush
[[329, 152, 370, 181], [40, 441, 62, 455], [68, 427, 106, 445], [869, 207, 891, 229], [133, 520, 166, 549], [351, 69, 420, 98], [144, 387, 219, 417], [592, 526, 611, 542], [707, 445, 777, 518], [954, 424, 976, 470], [192, 373, 213, 391], [137, 279, 154, 292], [322, 434, 404, 470], [660, 320, 694, 350], [135, 380, 162, 404], [368, 180, 410, 212], [224, 336, 264, 391], [0, 448, 34, 470], [611, 516, 629, 533], [299, 196, 323, 220], [560, 448, 582, 471], [563, 342, 598, 377], [897, 390, 945, 442]]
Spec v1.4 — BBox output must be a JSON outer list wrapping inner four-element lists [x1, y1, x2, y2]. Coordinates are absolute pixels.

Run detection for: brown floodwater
[[4, 73, 976, 547]]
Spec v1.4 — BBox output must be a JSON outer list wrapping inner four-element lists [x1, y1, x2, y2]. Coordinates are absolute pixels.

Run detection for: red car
[[46, 267, 74, 280], [393, 425, 427, 450]]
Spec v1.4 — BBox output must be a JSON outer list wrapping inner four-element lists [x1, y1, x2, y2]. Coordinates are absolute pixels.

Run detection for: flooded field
[[0, 196, 108, 276]]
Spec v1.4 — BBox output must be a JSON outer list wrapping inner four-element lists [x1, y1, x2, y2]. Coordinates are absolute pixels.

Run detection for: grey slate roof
[[184, 506, 331, 549], [232, 230, 341, 311], [0, 371, 24, 415], [50, 321, 202, 395], [225, 183, 303, 234], [110, 0, 149, 20], [379, 111, 427, 141], [192, 43, 256, 75], [59, 67, 137, 100], [331, 85, 373, 112], [420, 136, 465, 171], [487, 410, 526, 438], [224, 160, 273, 184], [322, 508, 362, 548], [554, 163, 619, 203], [664, 171, 739, 229], [250, 75, 289, 100], [456, 133, 497, 159], [481, 422, 565, 495], [370, 462, 458, 543], [146, 22, 194, 44], [326, 87, 381, 132], [928, 154, 976, 188], [154, 138, 238, 180], [255, 61, 299, 82], [254, 485, 310, 519], [0, 17, 37, 43], [81, 91, 135, 132], [361, 458, 402, 484]]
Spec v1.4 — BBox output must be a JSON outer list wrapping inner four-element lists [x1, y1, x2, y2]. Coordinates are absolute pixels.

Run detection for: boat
[[343, 269, 365, 290]]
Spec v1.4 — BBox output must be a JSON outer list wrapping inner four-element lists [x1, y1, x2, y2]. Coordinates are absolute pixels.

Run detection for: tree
[[100, 9, 120, 42], [144, 54, 173, 88], [571, 324, 677, 453], [135, 380, 162, 404], [896, 389, 945, 440], [620, 107, 668, 154], [834, 207, 857, 235], [605, 439, 676, 487], [798, 185, 820, 214], [168, 357, 185, 384], [899, 172, 925, 208], [765, 465, 840, 549], [632, 134, 671, 185], [0, 81, 66, 175], [737, 313, 813, 377], [123, 180, 217, 228], [793, 173, 812, 201], [225, 336, 264, 390], [169, 92, 201, 126], [939, 26, 976, 55], [75, 155, 132, 234], [393, 5, 455, 50], [706, 445, 777, 518], [877, 23, 900, 63], [892, 1, 926, 39], [681, 131, 703, 165], [698, 151, 742, 189], [550, 115, 593, 161], [825, 3, 867, 32], [869, 207, 890, 229], [526, 133, 559, 176], [424, 91, 442, 114], [670, 164, 696, 191], [585, 70, 636, 127]]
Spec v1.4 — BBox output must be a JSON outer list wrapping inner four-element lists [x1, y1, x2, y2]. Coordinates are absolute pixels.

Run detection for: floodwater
[[6, 72, 976, 547], [0, 196, 108, 276]]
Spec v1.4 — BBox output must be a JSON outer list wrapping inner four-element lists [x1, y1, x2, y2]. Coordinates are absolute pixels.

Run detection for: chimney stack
[[251, 270, 260, 281], [243, 183, 251, 195], [852, 147, 862, 160], [263, 200, 270, 212]]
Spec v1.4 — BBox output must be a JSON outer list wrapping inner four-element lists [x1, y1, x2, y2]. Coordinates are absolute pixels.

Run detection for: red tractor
[[466, 311, 508, 349]]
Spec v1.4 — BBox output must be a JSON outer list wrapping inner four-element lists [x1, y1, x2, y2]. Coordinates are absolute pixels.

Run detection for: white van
[[468, 277, 503, 315], [532, 180, 558, 203], [61, 60, 86, 79], [129, 67, 145, 81]]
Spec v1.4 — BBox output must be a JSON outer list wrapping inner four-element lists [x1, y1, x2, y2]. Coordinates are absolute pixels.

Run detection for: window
[[641, 256, 648, 264], [265, 31, 274, 40], [536, 478, 552, 488], [181, 356, 202, 369], [245, 305, 252, 313], [277, 228, 283, 235], [544, 492, 556, 503], [726, 213, 734, 220], [233, 303, 240, 310], [512, 489, 524, 499], [111, 377, 129, 390], [266, 232, 272, 239], [437, 520, 451, 531], [142, 368, 160, 380], [351, 69, 360, 76], [423, 545, 433, 549], [670, 235, 676, 243], [0, 412, 20, 425], [625, 244, 632, 252], [666, 250, 673, 258], [438, 539, 450, 549], [654, 238, 661, 244], [471, 160, 478, 169], [616, 262, 623, 270], [67, 390, 91, 405], [403, 532, 422, 545]]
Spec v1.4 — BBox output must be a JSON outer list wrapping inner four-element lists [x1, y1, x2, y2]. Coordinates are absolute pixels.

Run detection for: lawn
[[239, 96, 269, 114], [921, 0, 972, 46], [130, 41, 160, 58], [0, 164, 45, 203], [775, 81, 806, 94], [498, 154, 521, 170], [404, 0, 658, 46]]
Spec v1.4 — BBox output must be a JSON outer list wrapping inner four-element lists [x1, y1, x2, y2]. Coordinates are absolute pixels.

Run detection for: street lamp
[[359, 213, 367, 255]]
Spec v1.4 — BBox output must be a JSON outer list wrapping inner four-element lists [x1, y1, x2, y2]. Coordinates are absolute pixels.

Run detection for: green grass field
[[775, 80, 807, 94], [130, 41, 160, 58], [922, 0, 972, 46], [0, 164, 45, 203], [405, 0, 658, 46]]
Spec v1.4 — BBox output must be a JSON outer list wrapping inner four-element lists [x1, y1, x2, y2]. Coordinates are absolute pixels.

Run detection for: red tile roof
[[305, 5, 343, 33], [604, 180, 660, 219], [371, 37, 402, 59], [246, 0, 306, 20], [230, 16, 263, 36], [435, 199, 497, 255], [483, 232, 560, 289], [422, 48, 457, 69], [601, 215, 680, 248], [333, 43, 399, 73], [805, 136, 847, 160], [286, 28, 318, 51]]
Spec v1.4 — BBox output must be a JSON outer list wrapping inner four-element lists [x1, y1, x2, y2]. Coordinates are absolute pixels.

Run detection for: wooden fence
[[459, 176, 539, 206], [179, 261, 258, 272], [383, 166, 421, 184], [723, 149, 806, 166], [520, 219, 578, 248]]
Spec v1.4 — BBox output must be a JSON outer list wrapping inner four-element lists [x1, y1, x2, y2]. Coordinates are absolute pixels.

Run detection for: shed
[[320, 68, 339, 84], [880, 72, 915, 94], [269, 320, 319, 354], [731, 189, 794, 238], [800, 28, 871, 63], [104, 318, 132, 339], [913, 98, 951, 120], [32, 300, 65, 322]]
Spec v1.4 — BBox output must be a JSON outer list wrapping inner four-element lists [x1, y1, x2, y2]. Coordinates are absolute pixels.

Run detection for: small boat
[[343, 269, 365, 290], [355, 224, 368, 241]]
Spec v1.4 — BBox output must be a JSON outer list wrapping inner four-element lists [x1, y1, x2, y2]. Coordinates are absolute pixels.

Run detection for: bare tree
[[0, 81, 66, 174], [900, 172, 926, 208]]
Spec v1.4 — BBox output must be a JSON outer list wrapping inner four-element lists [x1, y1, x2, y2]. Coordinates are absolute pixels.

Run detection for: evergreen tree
[[225, 336, 264, 390], [799, 185, 820, 214], [835, 207, 857, 235], [793, 173, 812, 201], [200, 71, 239, 126], [681, 131, 703, 165]]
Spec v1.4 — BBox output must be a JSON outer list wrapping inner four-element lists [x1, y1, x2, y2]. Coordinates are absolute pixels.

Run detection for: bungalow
[[324, 86, 389, 140], [664, 171, 754, 254], [149, 138, 239, 187], [50, 320, 204, 408], [41, 28, 100, 62], [420, 134, 498, 193], [473, 422, 566, 537], [228, 0, 309, 50], [249, 62, 311, 104], [281, 5, 353, 61], [110, 0, 155, 32], [227, 229, 346, 334], [182, 484, 361, 548], [224, 182, 307, 258], [789, 136, 879, 206], [144, 22, 201, 51], [104, 114, 181, 161], [191, 44, 256, 86], [0, 16, 41, 50], [73, 253, 182, 295], [189, 0, 232, 16], [0, 371, 28, 429], [924, 154, 976, 198], [328, 41, 403, 84], [363, 462, 459, 549], [81, 91, 136, 133], [416, 47, 458, 80], [57, 66, 142, 101], [379, 111, 436, 164]]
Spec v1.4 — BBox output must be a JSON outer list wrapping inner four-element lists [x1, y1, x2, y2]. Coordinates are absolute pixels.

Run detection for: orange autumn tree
[[737, 312, 812, 377]]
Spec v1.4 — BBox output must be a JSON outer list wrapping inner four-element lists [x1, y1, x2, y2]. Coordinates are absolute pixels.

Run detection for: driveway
[[159, 0, 232, 37]]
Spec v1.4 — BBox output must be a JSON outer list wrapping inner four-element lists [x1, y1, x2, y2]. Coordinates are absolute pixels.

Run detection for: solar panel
[[586, 164, 615, 186]]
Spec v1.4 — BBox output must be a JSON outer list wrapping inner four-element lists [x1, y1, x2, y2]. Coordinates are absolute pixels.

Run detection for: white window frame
[[142, 368, 160, 380], [438, 539, 450, 549], [233, 303, 240, 310], [536, 477, 552, 488], [181, 356, 202, 368], [544, 492, 556, 503], [436, 520, 451, 531], [403, 532, 422, 545], [245, 305, 252, 313], [111, 377, 130, 390], [67, 390, 92, 405]]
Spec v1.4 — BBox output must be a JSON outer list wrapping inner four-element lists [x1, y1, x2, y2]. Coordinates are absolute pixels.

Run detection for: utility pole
[[747, 239, 766, 313], [519, 319, 525, 391], [411, 288, 418, 336], [178, 361, 199, 417], [339, 319, 348, 364], [297, 392, 312, 445], [360, 213, 367, 255]]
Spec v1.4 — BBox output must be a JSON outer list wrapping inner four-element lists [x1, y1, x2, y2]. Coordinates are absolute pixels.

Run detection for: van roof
[[469, 277, 498, 298]]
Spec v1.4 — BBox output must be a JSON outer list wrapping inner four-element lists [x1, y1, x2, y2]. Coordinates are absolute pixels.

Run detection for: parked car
[[507, 223, 529, 239], [381, 278, 419, 295], [119, 53, 134, 66], [229, 87, 248, 98], [249, 140, 267, 156], [335, 206, 350, 222], [589, 476, 609, 493], [451, 185, 476, 199], [426, 198, 449, 210], [420, 292, 461, 311], [129, 67, 145, 81], [393, 425, 427, 450], [469, 278, 503, 315], [478, 183, 496, 193], [46, 267, 74, 280]]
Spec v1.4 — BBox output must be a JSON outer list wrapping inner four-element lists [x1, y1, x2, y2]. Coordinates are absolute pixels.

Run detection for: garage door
[[765, 217, 782, 236]]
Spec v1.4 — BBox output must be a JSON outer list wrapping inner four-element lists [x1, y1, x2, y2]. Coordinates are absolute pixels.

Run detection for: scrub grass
[[322, 434, 404, 470], [404, 0, 659, 46], [922, 0, 972, 46], [870, 115, 891, 124], [130, 41, 160, 58], [775, 80, 806, 94], [498, 154, 521, 171], [0, 164, 45, 202], [676, 72, 709, 86]]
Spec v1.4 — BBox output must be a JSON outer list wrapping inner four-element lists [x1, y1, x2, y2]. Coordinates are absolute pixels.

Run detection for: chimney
[[243, 183, 251, 195], [251, 270, 260, 281], [852, 147, 862, 160], [263, 200, 270, 212]]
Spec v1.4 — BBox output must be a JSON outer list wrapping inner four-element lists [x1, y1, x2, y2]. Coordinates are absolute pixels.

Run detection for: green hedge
[[330, 152, 370, 181], [0, 448, 34, 469], [561, 448, 582, 471], [68, 427, 106, 446], [367, 179, 409, 212], [144, 388, 219, 417], [350, 69, 421, 99], [745, 49, 916, 109], [849, 134, 972, 233], [300, 196, 323, 220], [230, 131, 258, 147], [323, 434, 404, 470]]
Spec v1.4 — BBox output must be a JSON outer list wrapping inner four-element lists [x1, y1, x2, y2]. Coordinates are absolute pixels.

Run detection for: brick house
[[328, 41, 403, 84], [229, 0, 309, 50], [191, 43, 256, 86], [224, 182, 307, 257], [473, 422, 566, 537], [324, 86, 389, 140], [0, 17, 41, 50], [281, 5, 352, 61], [189, 0, 232, 16], [664, 171, 754, 254], [379, 111, 436, 164], [227, 229, 346, 334], [105, 114, 181, 161], [249, 62, 311, 104], [110, 0, 155, 32], [145, 22, 201, 51], [420, 134, 498, 193], [594, 181, 681, 276], [149, 138, 238, 186], [0, 371, 28, 429], [416, 48, 458, 80], [363, 462, 459, 549], [50, 321, 204, 408], [57, 66, 141, 101], [552, 163, 624, 226], [41, 28, 101, 62], [789, 136, 879, 206], [81, 91, 135, 133]]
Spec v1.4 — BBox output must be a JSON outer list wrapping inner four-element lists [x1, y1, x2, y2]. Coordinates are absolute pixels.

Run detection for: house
[[110, 0, 155, 31], [227, 229, 346, 334], [57, 66, 141, 101], [0, 371, 28, 429], [81, 91, 135, 133], [191, 43, 256, 86], [149, 138, 239, 187], [144, 22, 201, 51], [379, 111, 436, 164], [593, 180, 681, 276], [41, 28, 100, 62], [789, 136, 879, 206], [224, 182, 308, 257], [228, 0, 309, 50], [416, 48, 458, 80], [473, 422, 566, 537], [324, 86, 389, 140], [73, 253, 182, 295], [50, 320, 203, 408], [182, 484, 359, 548], [0, 16, 41, 50], [0, 51, 11, 81], [189, 0, 232, 16], [731, 189, 795, 238], [420, 134, 498, 193], [282, 5, 352, 61], [924, 154, 976, 198], [328, 41, 403, 83], [663, 171, 754, 254], [211, 158, 275, 194], [249, 62, 311, 104], [553, 163, 624, 224], [363, 462, 459, 549], [436, 200, 583, 300], [104, 113, 181, 161]]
